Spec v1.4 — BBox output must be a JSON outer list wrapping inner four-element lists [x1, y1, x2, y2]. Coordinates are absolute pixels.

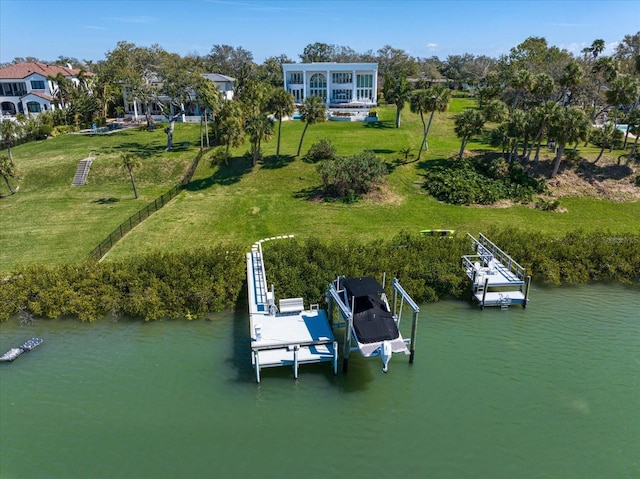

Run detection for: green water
[[1, 284, 638, 479]]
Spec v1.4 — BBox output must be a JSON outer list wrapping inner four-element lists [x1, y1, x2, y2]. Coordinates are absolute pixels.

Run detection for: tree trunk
[[225, 143, 230, 165], [165, 120, 175, 151], [127, 167, 139, 199], [395, 107, 401, 128], [205, 109, 210, 149], [458, 138, 467, 160], [551, 143, 565, 177], [199, 112, 204, 151], [296, 122, 309, 157], [416, 112, 427, 161], [145, 106, 156, 130], [593, 146, 605, 163], [2, 174, 15, 194], [276, 118, 282, 159]]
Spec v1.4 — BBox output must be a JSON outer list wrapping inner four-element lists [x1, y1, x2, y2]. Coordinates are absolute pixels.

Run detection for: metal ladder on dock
[[250, 244, 268, 308]]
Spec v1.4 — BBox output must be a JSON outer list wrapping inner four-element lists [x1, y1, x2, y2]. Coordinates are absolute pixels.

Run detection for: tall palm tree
[[505, 108, 529, 162], [217, 101, 245, 165], [547, 107, 590, 177], [120, 153, 141, 199], [296, 95, 326, 157], [454, 109, 485, 160], [591, 122, 623, 163], [268, 89, 294, 159], [410, 86, 451, 161], [382, 73, 412, 128], [246, 114, 274, 165]]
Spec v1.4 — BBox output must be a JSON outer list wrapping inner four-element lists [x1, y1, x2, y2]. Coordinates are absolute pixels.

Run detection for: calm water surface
[[1, 284, 638, 478]]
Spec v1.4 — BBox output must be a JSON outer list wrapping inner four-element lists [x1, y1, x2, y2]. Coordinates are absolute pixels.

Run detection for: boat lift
[[326, 275, 420, 373]]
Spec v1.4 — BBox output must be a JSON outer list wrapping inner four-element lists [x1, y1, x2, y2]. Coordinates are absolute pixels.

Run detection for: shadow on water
[[228, 283, 254, 384]]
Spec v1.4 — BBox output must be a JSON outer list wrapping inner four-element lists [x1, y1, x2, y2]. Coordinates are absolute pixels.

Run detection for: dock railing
[[468, 233, 526, 281]]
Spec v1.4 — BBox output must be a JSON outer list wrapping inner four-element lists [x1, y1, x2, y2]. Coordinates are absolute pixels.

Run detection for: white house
[[282, 62, 378, 107], [0, 61, 86, 117], [122, 73, 235, 122]]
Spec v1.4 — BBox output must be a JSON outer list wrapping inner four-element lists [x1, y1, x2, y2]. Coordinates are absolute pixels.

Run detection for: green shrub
[[423, 157, 545, 205], [317, 150, 387, 201], [304, 138, 336, 163]]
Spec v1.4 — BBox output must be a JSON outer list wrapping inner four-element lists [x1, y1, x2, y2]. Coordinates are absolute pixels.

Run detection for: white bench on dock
[[279, 297, 304, 314]]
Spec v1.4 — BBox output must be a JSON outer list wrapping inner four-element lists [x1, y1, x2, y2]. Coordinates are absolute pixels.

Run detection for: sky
[[1, 0, 639, 65]]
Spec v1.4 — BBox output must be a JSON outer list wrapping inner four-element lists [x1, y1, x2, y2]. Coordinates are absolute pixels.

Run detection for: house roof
[[21, 91, 54, 101], [0, 61, 87, 80], [202, 73, 236, 83]]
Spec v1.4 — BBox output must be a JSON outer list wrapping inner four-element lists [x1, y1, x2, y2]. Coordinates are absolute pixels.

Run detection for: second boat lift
[[326, 275, 420, 373]]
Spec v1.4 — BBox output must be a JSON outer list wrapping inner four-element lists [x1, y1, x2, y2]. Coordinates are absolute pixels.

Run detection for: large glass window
[[309, 73, 327, 101], [30, 80, 45, 89], [357, 74, 373, 88], [289, 73, 303, 84], [332, 72, 352, 84], [27, 101, 41, 113], [331, 89, 352, 102], [0, 82, 27, 96]]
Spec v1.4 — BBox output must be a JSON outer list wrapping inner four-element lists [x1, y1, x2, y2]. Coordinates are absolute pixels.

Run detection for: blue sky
[[1, 0, 638, 64]]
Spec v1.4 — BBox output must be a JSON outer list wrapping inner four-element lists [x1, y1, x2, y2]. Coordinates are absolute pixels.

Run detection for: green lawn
[[1, 99, 638, 272]]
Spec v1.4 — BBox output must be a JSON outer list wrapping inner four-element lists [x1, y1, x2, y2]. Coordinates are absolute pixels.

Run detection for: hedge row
[[1, 231, 638, 322]]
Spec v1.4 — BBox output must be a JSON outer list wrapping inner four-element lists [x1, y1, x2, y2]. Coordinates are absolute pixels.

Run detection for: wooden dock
[[462, 233, 531, 309], [247, 236, 337, 383]]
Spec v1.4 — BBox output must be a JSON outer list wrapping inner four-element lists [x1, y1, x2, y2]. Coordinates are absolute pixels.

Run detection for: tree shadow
[[260, 154, 296, 170], [184, 156, 253, 191], [293, 185, 325, 201], [92, 197, 120, 204], [362, 120, 395, 130]]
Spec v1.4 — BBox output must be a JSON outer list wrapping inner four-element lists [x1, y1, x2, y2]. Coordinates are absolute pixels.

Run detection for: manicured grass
[[1, 98, 638, 272], [0, 126, 199, 271]]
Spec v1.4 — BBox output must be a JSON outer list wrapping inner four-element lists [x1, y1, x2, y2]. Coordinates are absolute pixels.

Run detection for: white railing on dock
[[468, 233, 526, 280]]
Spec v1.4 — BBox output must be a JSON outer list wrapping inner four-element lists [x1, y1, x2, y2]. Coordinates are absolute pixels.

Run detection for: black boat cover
[[342, 278, 399, 344]]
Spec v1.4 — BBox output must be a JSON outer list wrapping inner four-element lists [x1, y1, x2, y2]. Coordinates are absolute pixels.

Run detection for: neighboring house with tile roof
[[0, 61, 88, 117]]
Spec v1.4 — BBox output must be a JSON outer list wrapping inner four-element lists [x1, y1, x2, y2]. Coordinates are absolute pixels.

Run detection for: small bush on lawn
[[317, 150, 387, 202], [304, 138, 337, 163]]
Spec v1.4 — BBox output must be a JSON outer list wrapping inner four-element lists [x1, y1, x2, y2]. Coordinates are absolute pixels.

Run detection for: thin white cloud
[[85, 25, 107, 31], [107, 16, 158, 24], [426, 43, 438, 50]]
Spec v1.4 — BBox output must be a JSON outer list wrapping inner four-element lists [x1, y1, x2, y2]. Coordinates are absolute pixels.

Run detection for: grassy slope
[[1, 98, 638, 272]]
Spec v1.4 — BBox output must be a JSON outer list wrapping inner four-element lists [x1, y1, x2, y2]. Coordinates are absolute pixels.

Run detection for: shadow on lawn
[[260, 154, 295, 170], [104, 141, 191, 158], [92, 197, 120, 204], [185, 156, 253, 191], [362, 120, 394, 130], [293, 185, 325, 201]]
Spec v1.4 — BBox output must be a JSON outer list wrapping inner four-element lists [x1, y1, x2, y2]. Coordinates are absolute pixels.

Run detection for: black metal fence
[[88, 150, 204, 261]]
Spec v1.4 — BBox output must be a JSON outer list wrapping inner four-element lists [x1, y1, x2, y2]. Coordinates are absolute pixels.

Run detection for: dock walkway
[[462, 233, 531, 309], [247, 236, 337, 382]]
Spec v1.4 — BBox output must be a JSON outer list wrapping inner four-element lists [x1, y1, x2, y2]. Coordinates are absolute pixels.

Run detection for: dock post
[[409, 310, 419, 364], [523, 275, 531, 308], [293, 346, 299, 379], [343, 297, 354, 373], [481, 277, 489, 308], [254, 351, 261, 383]]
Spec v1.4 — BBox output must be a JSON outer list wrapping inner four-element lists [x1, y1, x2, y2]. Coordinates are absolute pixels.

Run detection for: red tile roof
[[21, 91, 54, 101], [0, 61, 89, 80]]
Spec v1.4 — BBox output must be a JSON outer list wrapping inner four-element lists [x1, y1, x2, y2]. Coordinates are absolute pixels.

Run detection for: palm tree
[[410, 86, 451, 161], [296, 95, 326, 157], [527, 101, 562, 163], [605, 75, 639, 124], [0, 153, 17, 195], [505, 109, 529, 162], [558, 61, 583, 106], [382, 73, 412, 128], [509, 69, 532, 111], [121, 153, 141, 199], [217, 101, 245, 165], [268, 89, 294, 159], [454, 109, 485, 160], [0, 119, 22, 165], [246, 114, 274, 165], [547, 107, 590, 177], [591, 122, 623, 163]]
